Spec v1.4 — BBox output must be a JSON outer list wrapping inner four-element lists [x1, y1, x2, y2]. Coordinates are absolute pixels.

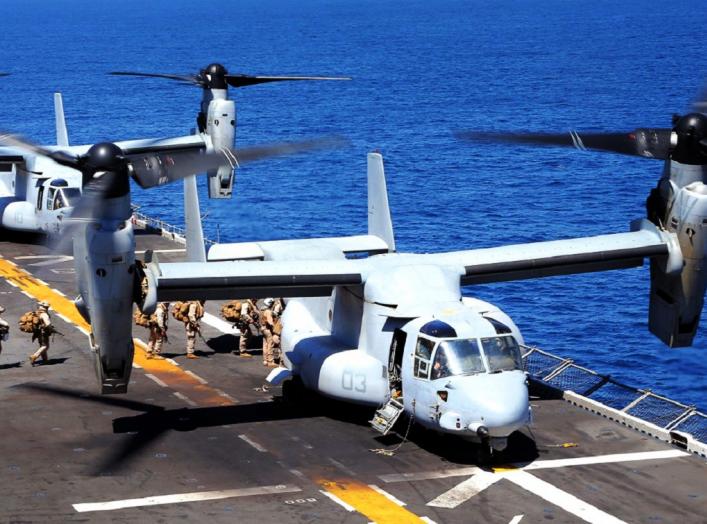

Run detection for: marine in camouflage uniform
[[185, 301, 203, 359], [271, 298, 284, 364], [147, 302, 168, 360], [235, 299, 258, 355], [29, 301, 52, 366], [259, 298, 277, 367]]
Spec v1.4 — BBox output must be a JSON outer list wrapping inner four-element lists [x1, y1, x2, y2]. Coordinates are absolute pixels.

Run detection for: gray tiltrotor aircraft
[[0, 67, 345, 394], [140, 115, 707, 450], [111, 63, 349, 199], [0, 65, 348, 236]]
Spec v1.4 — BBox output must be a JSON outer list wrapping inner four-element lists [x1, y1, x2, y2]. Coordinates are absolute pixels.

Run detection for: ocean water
[[1, 0, 706, 407]]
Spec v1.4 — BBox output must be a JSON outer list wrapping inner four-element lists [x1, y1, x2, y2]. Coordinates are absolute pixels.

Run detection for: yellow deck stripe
[[0, 257, 232, 407], [317, 479, 425, 523]]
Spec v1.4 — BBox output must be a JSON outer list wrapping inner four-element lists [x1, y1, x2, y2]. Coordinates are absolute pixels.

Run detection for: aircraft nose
[[455, 371, 530, 435]]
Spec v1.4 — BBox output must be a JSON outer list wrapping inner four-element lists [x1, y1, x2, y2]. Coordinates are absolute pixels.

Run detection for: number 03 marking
[[342, 371, 366, 392]]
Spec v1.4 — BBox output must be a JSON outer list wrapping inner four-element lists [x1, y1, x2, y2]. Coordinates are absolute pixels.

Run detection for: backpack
[[133, 308, 151, 328], [194, 302, 204, 320], [273, 319, 283, 335], [171, 302, 189, 322], [220, 301, 242, 323], [19, 311, 41, 334]]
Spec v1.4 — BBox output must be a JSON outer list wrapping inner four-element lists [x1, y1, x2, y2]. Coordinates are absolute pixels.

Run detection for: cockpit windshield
[[432, 338, 485, 379], [60, 188, 81, 208], [481, 336, 523, 372]]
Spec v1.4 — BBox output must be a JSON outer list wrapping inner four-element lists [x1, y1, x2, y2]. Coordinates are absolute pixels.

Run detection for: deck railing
[[522, 345, 707, 456], [131, 206, 216, 247]]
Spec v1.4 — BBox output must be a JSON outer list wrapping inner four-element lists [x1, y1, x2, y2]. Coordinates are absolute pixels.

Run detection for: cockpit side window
[[413, 337, 435, 380], [481, 336, 523, 372], [46, 188, 56, 211]]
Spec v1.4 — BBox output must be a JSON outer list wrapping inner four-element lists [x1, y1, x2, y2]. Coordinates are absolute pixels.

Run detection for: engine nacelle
[[205, 98, 236, 199], [649, 181, 707, 347], [80, 222, 136, 393]]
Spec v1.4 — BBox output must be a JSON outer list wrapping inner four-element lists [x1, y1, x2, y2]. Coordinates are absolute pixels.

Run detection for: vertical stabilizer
[[367, 152, 395, 252], [54, 93, 69, 147], [184, 175, 206, 262]]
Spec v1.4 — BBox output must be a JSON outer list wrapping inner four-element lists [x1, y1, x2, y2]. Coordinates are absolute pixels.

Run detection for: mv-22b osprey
[[0, 64, 348, 236], [0, 63, 348, 394], [141, 99, 707, 452]]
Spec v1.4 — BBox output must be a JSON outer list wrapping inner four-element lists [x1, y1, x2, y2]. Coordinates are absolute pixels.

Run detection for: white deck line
[[184, 369, 208, 384], [503, 471, 627, 524], [72, 484, 301, 512], [521, 449, 688, 470], [367, 484, 407, 506], [382, 449, 688, 484], [379, 466, 481, 483], [202, 312, 239, 334], [319, 490, 355, 512], [238, 434, 267, 452], [173, 391, 197, 407], [509, 515, 524, 524], [427, 471, 500, 508], [145, 373, 168, 388]]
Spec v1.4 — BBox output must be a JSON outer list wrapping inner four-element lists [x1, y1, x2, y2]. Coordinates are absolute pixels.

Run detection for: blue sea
[[2, 0, 706, 408]]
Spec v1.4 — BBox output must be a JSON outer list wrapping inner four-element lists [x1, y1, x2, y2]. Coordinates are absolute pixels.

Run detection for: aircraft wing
[[148, 258, 365, 302], [424, 219, 681, 285], [114, 134, 208, 155], [0, 146, 27, 161], [145, 220, 679, 305]]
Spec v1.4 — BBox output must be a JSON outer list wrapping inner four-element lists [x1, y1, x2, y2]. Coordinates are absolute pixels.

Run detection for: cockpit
[[414, 334, 523, 380], [45, 179, 81, 211]]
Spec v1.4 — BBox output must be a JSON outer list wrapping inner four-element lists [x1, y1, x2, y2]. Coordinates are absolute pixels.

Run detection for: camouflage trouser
[[31, 333, 50, 361], [147, 327, 164, 354], [261, 327, 274, 365], [236, 323, 250, 353], [186, 323, 197, 354], [273, 334, 282, 363]]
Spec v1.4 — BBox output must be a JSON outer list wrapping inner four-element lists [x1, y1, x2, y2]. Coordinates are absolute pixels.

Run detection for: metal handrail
[[521, 344, 707, 447]]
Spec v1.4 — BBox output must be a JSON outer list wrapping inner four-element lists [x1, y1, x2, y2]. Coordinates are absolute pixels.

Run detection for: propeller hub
[[86, 142, 125, 171], [672, 113, 707, 165], [202, 63, 228, 89]]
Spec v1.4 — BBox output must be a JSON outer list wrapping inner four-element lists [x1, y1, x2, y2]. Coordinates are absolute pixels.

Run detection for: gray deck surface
[[1, 231, 706, 524]]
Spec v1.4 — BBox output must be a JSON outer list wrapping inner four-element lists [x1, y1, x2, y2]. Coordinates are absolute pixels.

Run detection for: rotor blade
[[109, 71, 203, 86], [455, 128, 673, 160], [225, 74, 351, 88], [0, 132, 82, 168], [234, 136, 348, 163], [128, 137, 347, 189], [128, 148, 234, 189]]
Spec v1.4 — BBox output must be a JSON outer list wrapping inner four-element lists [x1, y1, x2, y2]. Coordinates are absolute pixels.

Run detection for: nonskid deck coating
[[1, 231, 706, 524]]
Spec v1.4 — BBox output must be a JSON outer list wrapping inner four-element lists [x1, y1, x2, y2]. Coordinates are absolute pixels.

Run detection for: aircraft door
[[388, 328, 406, 393], [406, 335, 439, 426], [36, 185, 44, 211]]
